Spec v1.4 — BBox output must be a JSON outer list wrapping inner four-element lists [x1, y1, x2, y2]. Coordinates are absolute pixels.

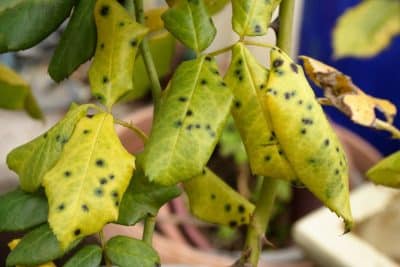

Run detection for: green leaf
[[89, 0, 149, 109], [63, 245, 102, 267], [48, 0, 97, 82], [105, 236, 160, 267], [204, 0, 230, 14], [183, 168, 255, 227], [366, 151, 400, 188], [0, 188, 48, 232], [333, 0, 400, 58], [7, 104, 91, 192], [219, 116, 248, 164], [224, 43, 295, 179], [43, 113, 135, 249], [162, 0, 216, 52], [118, 156, 181, 226], [0, 63, 43, 119], [0, 0, 74, 52], [264, 48, 353, 231], [231, 0, 281, 37], [6, 224, 80, 267], [143, 56, 233, 186]]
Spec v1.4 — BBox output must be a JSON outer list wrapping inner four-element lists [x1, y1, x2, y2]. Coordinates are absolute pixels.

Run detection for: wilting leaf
[[7, 104, 91, 192], [63, 245, 102, 267], [367, 151, 400, 188], [118, 156, 181, 226], [0, 188, 48, 232], [224, 43, 295, 179], [301, 56, 397, 130], [0, 0, 74, 52], [231, 0, 281, 36], [48, 0, 97, 82], [183, 168, 254, 227], [162, 0, 216, 52], [6, 224, 80, 267], [105, 236, 160, 267], [0, 63, 43, 119], [8, 239, 56, 267], [89, 0, 148, 108], [43, 113, 135, 249], [264, 48, 353, 231], [333, 0, 400, 58], [143, 56, 233, 185]]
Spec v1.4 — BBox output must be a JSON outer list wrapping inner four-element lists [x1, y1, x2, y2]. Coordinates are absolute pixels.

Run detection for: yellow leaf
[[265, 48, 353, 231], [89, 0, 149, 108], [183, 168, 254, 227], [144, 7, 168, 33], [301, 56, 397, 129], [8, 239, 56, 267], [367, 151, 400, 188], [43, 113, 135, 249]]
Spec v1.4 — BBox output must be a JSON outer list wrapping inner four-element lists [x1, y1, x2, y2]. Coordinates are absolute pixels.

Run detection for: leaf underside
[[143, 56, 233, 186], [184, 168, 255, 227], [367, 151, 400, 188], [43, 113, 135, 249]]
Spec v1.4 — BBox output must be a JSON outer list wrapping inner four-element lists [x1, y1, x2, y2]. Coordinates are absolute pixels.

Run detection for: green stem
[[114, 118, 148, 143], [134, 0, 162, 114], [242, 40, 275, 49], [208, 44, 235, 57], [142, 216, 156, 245], [276, 0, 295, 54], [124, 0, 136, 19], [99, 230, 111, 267]]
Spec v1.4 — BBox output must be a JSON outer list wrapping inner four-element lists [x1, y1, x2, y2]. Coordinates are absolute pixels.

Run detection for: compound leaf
[[225, 43, 295, 180], [162, 0, 216, 52], [7, 104, 91, 192], [63, 245, 102, 267], [105, 236, 160, 267], [183, 168, 254, 227], [89, 0, 148, 108], [49, 0, 97, 82], [143, 56, 233, 185], [0, 0, 74, 52], [231, 0, 281, 37], [0, 188, 48, 232], [333, 0, 400, 58], [43, 113, 135, 249], [6, 224, 80, 267], [367, 151, 400, 188], [264, 48, 353, 231]]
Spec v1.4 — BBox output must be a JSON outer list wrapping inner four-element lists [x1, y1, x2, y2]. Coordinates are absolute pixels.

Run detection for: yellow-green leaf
[[264, 48, 353, 231], [162, 0, 216, 52], [333, 0, 400, 58], [43, 113, 135, 249], [183, 168, 254, 227], [89, 0, 149, 108], [7, 104, 91, 192], [367, 151, 400, 188], [0, 63, 43, 119], [143, 56, 233, 186], [231, 0, 281, 37], [224, 43, 295, 180]]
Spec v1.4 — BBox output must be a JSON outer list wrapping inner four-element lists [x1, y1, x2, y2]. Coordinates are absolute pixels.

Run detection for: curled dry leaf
[[300, 55, 398, 137]]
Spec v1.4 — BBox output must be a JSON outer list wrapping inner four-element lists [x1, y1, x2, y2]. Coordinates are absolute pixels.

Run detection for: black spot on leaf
[[259, 84, 265, 89], [301, 128, 307, 135], [211, 193, 216, 199], [229, 221, 237, 227], [109, 174, 115, 180], [130, 39, 137, 47], [115, 201, 119, 207], [57, 203, 65, 211], [195, 124, 201, 129], [100, 5, 110, 16], [43, 133, 48, 138], [186, 124, 193, 131], [82, 204, 89, 212], [74, 229, 81, 236], [302, 118, 313, 125], [119, 21, 125, 27], [111, 191, 119, 198], [100, 178, 108, 185], [234, 100, 241, 108], [324, 139, 330, 146], [298, 100, 303, 105], [100, 43, 105, 49], [96, 159, 105, 167], [64, 171, 71, 177], [205, 56, 212, 61], [94, 188, 104, 197], [102, 76, 109, 84], [272, 58, 284, 68], [238, 205, 245, 213], [178, 96, 187, 102], [290, 63, 298, 73], [201, 79, 207, 85], [83, 129, 91, 134], [174, 120, 182, 128], [224, 203, 231, 212], [264, 155, 271, 161], [186, 110, 193, 116], [254, 24, 261, 33], [220, 81, 227, 87]]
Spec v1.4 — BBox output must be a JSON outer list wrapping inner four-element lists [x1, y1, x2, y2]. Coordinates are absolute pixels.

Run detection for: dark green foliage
[[62, 245, 102, 267]]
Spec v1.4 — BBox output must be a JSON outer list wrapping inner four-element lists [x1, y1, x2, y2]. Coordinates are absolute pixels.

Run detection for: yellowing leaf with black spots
[[43, 113, 135, 249], [264, 48, 353, 231], [367, 151, 400, 188], [231, 0, 282, 36], [89, 0, 148, 108], [225, 43, 295, 180], [184, 168, 254, 227], [162, 0, 216, 52], [7, 104, 91, 192], [143, 56, 233, 186], [0, 63, 43, 119]]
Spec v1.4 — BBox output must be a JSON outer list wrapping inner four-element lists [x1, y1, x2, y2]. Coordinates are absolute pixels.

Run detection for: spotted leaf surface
[[7, 104, 91, 192], [367, 151, 400, 188], [184, 168, 254, 227], [225, 43, 295, 180], [43, 113, 135, 249], [264, 48, 353, 230], [144, 56, 233, 185], [89, 0, 148, 108], [162, 0, 216, 52], [231, 0, 281, 36]]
